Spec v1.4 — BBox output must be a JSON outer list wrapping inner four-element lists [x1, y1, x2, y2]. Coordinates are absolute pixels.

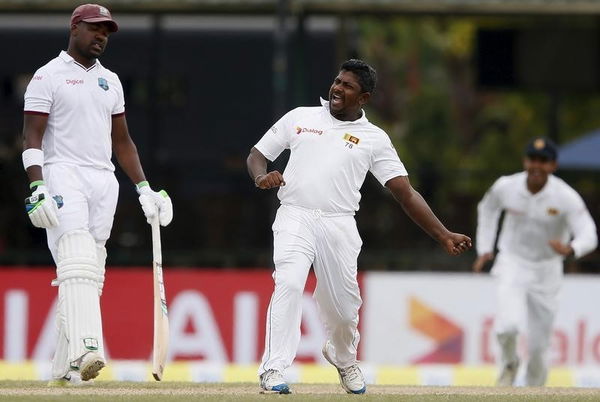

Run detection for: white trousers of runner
[[259, 204, 363, 375], [491, 252, 563, 386], [43, 164, 119, 379]]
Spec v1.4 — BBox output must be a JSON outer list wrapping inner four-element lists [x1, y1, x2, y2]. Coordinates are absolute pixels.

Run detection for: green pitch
[[1, 381, 599, 402]]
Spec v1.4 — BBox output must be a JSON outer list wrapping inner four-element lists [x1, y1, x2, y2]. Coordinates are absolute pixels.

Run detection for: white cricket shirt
[[476, 171, 597, 261], [24, 51, 125, 171], [255, 99, 407, 214]]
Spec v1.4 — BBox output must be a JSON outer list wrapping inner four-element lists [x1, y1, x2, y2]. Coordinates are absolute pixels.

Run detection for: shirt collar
[[58, 50, 100, 69], [319, 97, 368, 125], [59, 50, 73, 63]]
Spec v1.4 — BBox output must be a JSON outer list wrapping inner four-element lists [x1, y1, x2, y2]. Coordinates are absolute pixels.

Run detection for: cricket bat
[[151, 216, 169, 381]]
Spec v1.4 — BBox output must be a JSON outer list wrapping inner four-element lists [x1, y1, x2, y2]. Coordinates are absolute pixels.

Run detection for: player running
[[473, 137, 597, 386]]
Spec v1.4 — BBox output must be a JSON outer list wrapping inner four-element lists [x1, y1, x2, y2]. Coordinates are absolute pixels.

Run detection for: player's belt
[[281, 203, 355, 217]]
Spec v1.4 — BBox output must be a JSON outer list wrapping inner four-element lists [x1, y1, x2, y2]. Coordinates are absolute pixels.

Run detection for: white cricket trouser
[[44, 163, 119, 259], [259, 204, 363, 374], [491, 252, 563, 386], [44, 163, 119, 377]]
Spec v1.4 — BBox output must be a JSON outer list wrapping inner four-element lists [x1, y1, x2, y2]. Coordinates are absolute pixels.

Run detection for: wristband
[[136, 180, 150, 190], [30, 180, 45, 190], [254, 174, 265, 187], [22, 148, 44, 170]]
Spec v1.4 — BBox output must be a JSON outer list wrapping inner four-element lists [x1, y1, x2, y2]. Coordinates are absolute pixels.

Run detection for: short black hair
[[340, 59, 377, 94]]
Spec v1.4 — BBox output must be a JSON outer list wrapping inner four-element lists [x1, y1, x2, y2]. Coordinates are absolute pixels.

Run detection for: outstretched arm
[[246, 147, 285, 189], [385, 175, 471, 256]]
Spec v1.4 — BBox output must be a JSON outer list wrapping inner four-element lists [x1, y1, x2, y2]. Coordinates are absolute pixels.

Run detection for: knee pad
[[54, 230, 101, 288]]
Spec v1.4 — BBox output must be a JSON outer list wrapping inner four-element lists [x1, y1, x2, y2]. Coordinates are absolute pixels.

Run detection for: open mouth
[[330, 93, 343, 106], [529, 170, 545, 178]]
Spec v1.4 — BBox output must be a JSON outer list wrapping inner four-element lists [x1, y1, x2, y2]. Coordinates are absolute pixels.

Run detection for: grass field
[[1, 381, 600, 402]]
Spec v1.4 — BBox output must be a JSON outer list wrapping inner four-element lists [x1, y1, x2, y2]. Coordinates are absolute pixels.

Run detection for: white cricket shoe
[[78, 352, 105, 381], [496, 360, 519, 386], [47, 371, 88, 387], [322, 341, 366, 394], [259, 369, 291, 394]]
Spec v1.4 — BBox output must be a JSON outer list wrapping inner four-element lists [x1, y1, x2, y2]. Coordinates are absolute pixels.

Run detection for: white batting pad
[[96, 245, 107, 296], [51, 297, 70, 379], [55, 230, 105, 366]]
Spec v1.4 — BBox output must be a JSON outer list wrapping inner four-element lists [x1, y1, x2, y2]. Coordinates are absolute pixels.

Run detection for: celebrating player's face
[[72, 21, 111, 61], [328, 70, 369, 121], [524, 155, 557, 189]]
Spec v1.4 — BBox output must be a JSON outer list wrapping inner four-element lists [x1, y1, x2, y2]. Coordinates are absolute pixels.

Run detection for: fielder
[[247, 59, 472, 394], [22, 4, 173, 385], [473, 137, 597, 386]]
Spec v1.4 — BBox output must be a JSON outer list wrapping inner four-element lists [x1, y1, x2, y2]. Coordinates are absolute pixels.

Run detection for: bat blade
[[151, 217, 169, 381]]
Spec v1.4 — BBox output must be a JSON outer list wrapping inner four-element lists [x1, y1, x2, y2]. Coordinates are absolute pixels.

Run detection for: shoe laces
[[339, 364, 362, 383], [263, 369, 284, 383]]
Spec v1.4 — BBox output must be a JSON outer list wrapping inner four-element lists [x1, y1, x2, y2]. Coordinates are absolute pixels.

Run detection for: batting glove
[[24, 180, 62, 228], [136, 181, 173, 227]]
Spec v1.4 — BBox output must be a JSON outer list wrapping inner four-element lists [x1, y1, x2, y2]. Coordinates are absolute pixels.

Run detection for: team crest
[[534, 138, 546, 149], [343, 133, 360, 145], [547, 207, 559, 216], [98, 77, 109, 91], [98, 6, 110, 16]]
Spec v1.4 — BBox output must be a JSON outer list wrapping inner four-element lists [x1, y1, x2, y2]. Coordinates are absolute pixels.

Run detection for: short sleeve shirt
[[24, 51, 125, 171], [255, 99, 408, 213]]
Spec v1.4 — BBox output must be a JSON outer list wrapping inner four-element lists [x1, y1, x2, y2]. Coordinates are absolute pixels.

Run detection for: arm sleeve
[[566, 195, 598, 258], [254, 109, 296, 162], [369, 131, 408, 186], [112, 76, 125, 115], [24, 68, 53, 113], [476, 179, 504, 256]]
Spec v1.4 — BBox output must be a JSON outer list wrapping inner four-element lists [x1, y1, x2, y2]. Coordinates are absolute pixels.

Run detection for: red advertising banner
[[0, 267, 353, 363]]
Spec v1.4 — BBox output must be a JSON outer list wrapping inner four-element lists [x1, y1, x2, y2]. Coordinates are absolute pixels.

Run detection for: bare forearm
[[247, 147, 268, 180], [22, 115, 47, 184], [114, 138, 146, 185], [396, 187, 450, 242]]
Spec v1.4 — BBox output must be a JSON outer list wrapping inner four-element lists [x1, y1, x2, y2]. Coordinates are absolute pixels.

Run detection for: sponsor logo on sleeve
[[32, 75, 43, 81], [270, 126, 278, 134]]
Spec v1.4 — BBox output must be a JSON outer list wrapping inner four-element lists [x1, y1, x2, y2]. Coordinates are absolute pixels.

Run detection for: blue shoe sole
[[272, 384, 290, 394]]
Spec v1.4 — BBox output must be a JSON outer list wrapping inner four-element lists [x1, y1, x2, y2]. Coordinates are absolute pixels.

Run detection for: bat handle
[[151, 216, 162, 262]]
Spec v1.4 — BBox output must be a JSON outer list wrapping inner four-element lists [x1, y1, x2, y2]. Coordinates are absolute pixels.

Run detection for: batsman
[[21, 4, 173, 385]]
